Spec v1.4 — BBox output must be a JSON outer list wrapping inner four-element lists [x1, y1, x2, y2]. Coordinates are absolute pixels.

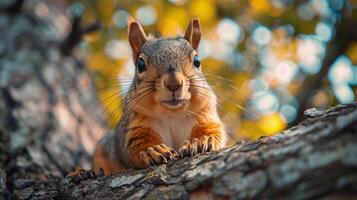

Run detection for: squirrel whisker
[[184, 109, 201, 118], [204, 73, 234, 83], [108, 88, 156, 125], [121, 88, 155, 108], [190, 88, 219, 103]]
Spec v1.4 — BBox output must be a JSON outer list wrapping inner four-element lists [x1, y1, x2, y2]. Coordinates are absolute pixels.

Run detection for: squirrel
[[89, 18, 227, 175]]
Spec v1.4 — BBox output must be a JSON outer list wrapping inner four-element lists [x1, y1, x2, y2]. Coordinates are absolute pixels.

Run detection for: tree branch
[[6, 103, 357, 199], [60, 16, 101, 56]]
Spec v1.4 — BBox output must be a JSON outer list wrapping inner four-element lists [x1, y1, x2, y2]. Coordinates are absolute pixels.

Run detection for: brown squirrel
[[85, 18, 227, 175]]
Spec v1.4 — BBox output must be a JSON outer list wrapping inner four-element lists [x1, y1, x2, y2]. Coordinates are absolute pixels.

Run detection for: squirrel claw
[[179, 136, 217, 158], [65, 167, 97, 184], [178, 140, 191, 158], [140, 144, 177, 167]]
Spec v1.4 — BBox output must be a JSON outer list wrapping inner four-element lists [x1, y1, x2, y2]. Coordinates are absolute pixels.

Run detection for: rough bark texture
[[4, 103, 357, 200], [1, 1, 357, 200], [0, 0, 105, 194]]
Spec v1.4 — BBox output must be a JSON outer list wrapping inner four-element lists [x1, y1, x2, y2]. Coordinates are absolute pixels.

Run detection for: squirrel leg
[[179, 121, 224, 158], [126, 127, 177, 168], [92, 144, 127, 175]]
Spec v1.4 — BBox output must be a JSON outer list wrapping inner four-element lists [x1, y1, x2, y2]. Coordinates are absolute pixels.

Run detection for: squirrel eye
[[193, 55, 201, 68], [137, 58, 146, 73]]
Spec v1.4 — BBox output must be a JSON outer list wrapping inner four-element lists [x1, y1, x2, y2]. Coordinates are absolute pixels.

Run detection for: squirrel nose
[[164, 79, 182, 92]]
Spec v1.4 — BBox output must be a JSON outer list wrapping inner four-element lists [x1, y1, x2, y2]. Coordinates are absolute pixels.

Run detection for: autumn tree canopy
[[68, 0, 357, 140]]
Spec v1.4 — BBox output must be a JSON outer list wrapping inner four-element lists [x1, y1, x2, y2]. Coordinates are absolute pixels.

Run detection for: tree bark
[[4, 103, 357, 200], [0, 0, 105, 196], [1, 1, 357, 200]]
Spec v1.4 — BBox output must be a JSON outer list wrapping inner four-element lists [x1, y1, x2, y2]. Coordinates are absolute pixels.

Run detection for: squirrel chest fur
[[151, 113, 196, 150], [92, 18, 227, 175]]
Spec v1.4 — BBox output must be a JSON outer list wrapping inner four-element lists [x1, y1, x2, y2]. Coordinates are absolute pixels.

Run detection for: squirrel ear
[[184, 18, 201, 50], [128, 20, 148, 61]]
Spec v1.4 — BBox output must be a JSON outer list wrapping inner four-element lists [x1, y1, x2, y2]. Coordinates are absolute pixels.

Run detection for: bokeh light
[[216, 18, 242, 45], [73, 0, 357, 140], [280, 104, 298, 123], [328, 55, 354, 85], [135, 5, 157, 26], [112, 10, 129, 28], [315, 22, 333, 42], [251, 90, 280, 115], [274, 60, 298, 85], [252, 25, 272, 46], [104, 40, 131, 60], [328, 55, 355, 103], [168, 0, 189, 6], [332, 85, 355, 103], [297, 36, 325, 74]]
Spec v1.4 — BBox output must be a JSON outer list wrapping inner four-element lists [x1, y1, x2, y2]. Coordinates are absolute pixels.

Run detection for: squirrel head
[[127, 18, 215, 117]]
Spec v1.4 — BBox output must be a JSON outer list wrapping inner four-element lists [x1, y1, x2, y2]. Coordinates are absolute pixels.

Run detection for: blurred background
[[66, 0, 357, 140]]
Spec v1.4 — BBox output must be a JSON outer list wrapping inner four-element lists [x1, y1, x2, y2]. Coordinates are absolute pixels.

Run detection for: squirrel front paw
[[179, 136, 220, 158], [139, 144, 178, 167]]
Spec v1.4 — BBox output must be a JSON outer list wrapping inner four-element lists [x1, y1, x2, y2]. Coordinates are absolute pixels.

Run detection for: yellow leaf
[[258, 113, 287, 136], [249, 0, 270, 14], [190, 0, 216, 24]]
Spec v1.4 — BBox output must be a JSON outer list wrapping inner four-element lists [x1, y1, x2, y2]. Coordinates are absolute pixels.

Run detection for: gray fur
[[140, 37, 193, 73]]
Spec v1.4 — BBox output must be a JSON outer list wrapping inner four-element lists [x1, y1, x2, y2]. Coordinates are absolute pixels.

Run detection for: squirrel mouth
[[161, 99, 186, 108]]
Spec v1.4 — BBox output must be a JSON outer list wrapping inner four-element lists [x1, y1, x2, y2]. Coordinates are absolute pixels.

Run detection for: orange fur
[[125, 127, 163, 168], [191, 121, 222, 141], [92, 145, 126, 174], [190, 121, 224, 150]]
